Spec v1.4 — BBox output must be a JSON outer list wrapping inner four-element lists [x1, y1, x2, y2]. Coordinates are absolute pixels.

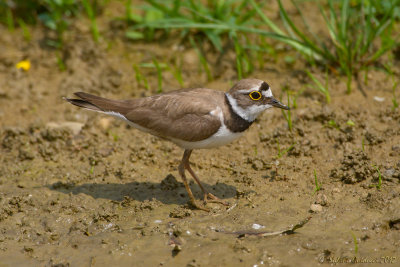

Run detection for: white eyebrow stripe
[[237, 87, 273, 98], [237, 86, 262, 94]]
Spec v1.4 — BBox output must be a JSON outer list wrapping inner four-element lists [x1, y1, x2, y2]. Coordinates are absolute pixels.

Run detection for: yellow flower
[[16, 60, 31, 71]]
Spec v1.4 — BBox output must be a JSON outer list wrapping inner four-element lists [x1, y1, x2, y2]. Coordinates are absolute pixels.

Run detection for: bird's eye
[[249, 91, 262, 100]]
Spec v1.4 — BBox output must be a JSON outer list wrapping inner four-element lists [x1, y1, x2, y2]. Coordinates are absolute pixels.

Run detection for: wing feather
[[67, 89, 225, 142], [124, 89, 224, 142]]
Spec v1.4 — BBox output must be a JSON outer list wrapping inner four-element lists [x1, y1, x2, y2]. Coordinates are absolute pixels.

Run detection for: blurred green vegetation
[[127, 0, 399, 91], [270, 0, 400, 93], [1, 0, 399, 92], [0, 0, 103, 47], [124, 0, 260, 79]]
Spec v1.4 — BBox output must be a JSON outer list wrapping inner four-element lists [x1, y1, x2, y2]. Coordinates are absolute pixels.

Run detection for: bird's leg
[[183, 150, 229, 207], [179, 150, 209, 211]]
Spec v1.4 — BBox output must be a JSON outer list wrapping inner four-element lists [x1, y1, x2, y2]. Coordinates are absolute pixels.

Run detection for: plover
[[65, 79, 289, 210]]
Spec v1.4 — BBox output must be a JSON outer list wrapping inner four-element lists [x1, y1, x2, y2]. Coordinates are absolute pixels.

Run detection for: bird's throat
[[224, 94, 254, 133]]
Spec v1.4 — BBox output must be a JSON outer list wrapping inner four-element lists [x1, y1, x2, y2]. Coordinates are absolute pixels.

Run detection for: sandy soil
[[0, 2, 399, 266]]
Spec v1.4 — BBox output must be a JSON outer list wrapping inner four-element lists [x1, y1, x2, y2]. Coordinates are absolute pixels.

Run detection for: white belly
[[169, 125, 244, 149], [104, 107, 245, 150]]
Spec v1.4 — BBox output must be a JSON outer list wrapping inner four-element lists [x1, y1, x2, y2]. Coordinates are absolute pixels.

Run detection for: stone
[[310, 204, 323, 213]]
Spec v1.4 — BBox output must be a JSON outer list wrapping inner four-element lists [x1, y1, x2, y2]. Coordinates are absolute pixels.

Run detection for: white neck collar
[[226, 93, 271, 122]]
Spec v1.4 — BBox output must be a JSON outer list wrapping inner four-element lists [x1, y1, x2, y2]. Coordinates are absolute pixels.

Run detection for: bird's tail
[[64, 92, 131, 114]]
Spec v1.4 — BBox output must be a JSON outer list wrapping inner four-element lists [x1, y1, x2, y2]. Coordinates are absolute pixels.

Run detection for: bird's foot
[[204, 193, 229, 206], [187, 194, 229, 211], [189, 199, 210, 212]]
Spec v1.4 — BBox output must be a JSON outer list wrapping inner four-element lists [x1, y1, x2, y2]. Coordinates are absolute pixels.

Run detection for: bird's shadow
[[48, 174, 236, 205]]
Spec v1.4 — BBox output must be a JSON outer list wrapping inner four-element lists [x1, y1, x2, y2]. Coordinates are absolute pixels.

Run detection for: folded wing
[[65, 89, 224, 142]]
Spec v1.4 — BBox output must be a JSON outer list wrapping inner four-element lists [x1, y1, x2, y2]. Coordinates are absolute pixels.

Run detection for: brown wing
[[124, 89, 224, 142], [67, 89, 225, 142]]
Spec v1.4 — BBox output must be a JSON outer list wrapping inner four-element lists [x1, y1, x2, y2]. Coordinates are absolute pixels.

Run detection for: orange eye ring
[[249, 91, 262, 100]]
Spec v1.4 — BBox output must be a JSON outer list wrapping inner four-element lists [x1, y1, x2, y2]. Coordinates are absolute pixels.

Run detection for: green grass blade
[[82, 0, 100, 42], [145, 0, 171, 14], [313, 169, 321, 194], [339, 0, 349, 41], [361, 0, 372, 54], [366, 39, 397, 64], [17, 19, 31, 42], [189, 36, 212, 81], [6, 8, 14, 31], [306, 70, 331, 103], [248, 0, 285, 35], [280, 89, 292, 131], [319, 3, 340, 49], [351, 232, 358, 254], [290, 0, 323, 45], [82, 0, 94, 19], [204, 30, 223, 51], [182, 6, 219, 24], [172, 0, 182, 15], [232, 34, 243, 79], [136, 19, 320, 58], [172, 66, 184, 87], [362, 1, 396, 55], [133, 64, 150, 90], [152, 58, 163, 93], [276, 0, 325, 58]]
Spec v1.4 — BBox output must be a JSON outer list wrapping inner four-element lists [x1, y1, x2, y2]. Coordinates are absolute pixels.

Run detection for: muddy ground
[[0, 2, 399, 267]]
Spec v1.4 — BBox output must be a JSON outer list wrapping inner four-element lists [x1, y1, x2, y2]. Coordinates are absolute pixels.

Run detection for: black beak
[[270, 97, 290, 110]]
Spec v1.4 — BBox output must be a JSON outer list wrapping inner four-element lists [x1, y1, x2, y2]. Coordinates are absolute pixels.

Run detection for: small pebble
[[310, 204, 323, 213], [98, 117, 112, 130], [373, 96, 385, 102], [252, 223, 264, 230]]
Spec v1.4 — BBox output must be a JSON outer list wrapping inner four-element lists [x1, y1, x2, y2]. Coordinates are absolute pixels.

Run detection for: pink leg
[[178, 150, 209, 211], [183, 150, 229, 206]]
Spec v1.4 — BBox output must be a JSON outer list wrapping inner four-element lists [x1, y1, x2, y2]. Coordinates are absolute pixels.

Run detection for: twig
[[216, 216, 312, 238]]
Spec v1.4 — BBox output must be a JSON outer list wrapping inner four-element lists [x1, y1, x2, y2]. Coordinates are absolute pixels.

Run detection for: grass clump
[[125, 0, 262, 78], [0, 0, 105, 71], [0, 0, 42, 28], [0, 1, 80, 47], [251, 0, 400, 94], [127, 0, 399, 89], [0, 0, 104, 46], [2, 0, 398, 84]]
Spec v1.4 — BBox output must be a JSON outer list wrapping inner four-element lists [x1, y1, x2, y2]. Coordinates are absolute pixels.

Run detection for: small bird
[[65, 79, 289, 210]]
